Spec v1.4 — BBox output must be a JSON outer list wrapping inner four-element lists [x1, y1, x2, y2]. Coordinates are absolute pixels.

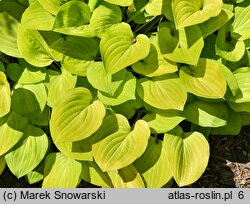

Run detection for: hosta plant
[[0, 0, 250, 188]]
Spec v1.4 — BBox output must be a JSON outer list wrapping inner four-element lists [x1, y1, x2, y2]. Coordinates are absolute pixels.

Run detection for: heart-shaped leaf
[[53, 1, 93, 37], [134, 137, 172, 188], [50, 87, 106, 142], [0, 112, 29, 156], [89, 2, 122, 37], [5, 125, 48, 178], [100, 22, 150, 74], [93, 114, 150, 171], [179, 58, 227, 99], [184, 99, 228, 127], [11, 83, 47, 120], [108, 164, 145, 188], [158, 22, 204, 66], [42, 153, 82, 188], [0, 13, 22, 58], [172, 0, 223, 29], [0, 72, 11, 117], [137, 75, 187, 111], [21, 1, 55, 30], [132, 36, 177, 77], [163, 127, 210, 186], [17, 25, 55, 67]]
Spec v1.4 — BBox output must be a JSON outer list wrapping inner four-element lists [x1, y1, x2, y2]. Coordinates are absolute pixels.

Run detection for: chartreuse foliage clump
[[0, 0, 249, 188]]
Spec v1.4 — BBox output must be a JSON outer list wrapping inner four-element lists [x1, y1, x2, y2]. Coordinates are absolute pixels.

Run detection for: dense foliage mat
[[0, 0, 250, 188]]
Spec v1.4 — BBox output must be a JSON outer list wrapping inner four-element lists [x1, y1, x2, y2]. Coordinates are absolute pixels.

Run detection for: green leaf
[[184, 99, 228, 127], [0, 1, 26, 21], [5, 125, 48, 178], [231, 67, 250, 103], [18, 64, 47, 84], [0, 112, 28, 156], [134, 137, 172, 188], [143, 113, 185, 134], [240, 112, 250, 126], [87, 62, 137, 106], [112, 100, 142, 119], [0, 13, 22, 58], [0, 72, 11, 117], [81, 161, 113, 187], [37, 0, 71, 15], [146, 0, 168, 16], [179, 58, 227, 99], [232, 4, 250, 40], [53, 1, 93, 37], [47, 68, 77, 107], [104, 0, 133, 7], [216, 23, 246, 62], [199, 9, 234, 38], [163, 127, 210, 186], [97, 72, 137, 106], [158, 22, 204, 66], [172, 0, 223, 29], [137, 75, 187, 111], [11, 83, 47, 120], [211, 107, 241, 135], [55, 136, 93, 161], [0, 156, 6, 175], [51, 36, 99, 61], [132, 36, 178, 77], [21, 1, 55, 30], [17, 25, 54, 67], [89, 2, 122, 37], [108, 164, 145, 188], [42, 153, 82, 188], [93, 114, 150, 171], [61, 56, 94, 76], [228, 68, 250, 113], [100, 23, 150, 74], [25, 162, 44, 184], [50, 87, 106, 142]]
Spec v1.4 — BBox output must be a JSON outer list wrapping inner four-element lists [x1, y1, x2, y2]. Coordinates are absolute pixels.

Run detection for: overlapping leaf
[[184, 99, 228, 127], [50, 87, 106, 142], [5, 125, 48, 178], [0, 112, 28, 156], [179, 58, 227, 99], [93, 114, 150, 171], [137, 75, 187, 111], [158, 22, 204, 66], [100, 23, 150, 74], [42, 153, 82, 188], [134, 137, 172, 188], [164, 127, 210, 186], [172, 0, 223, 29]]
